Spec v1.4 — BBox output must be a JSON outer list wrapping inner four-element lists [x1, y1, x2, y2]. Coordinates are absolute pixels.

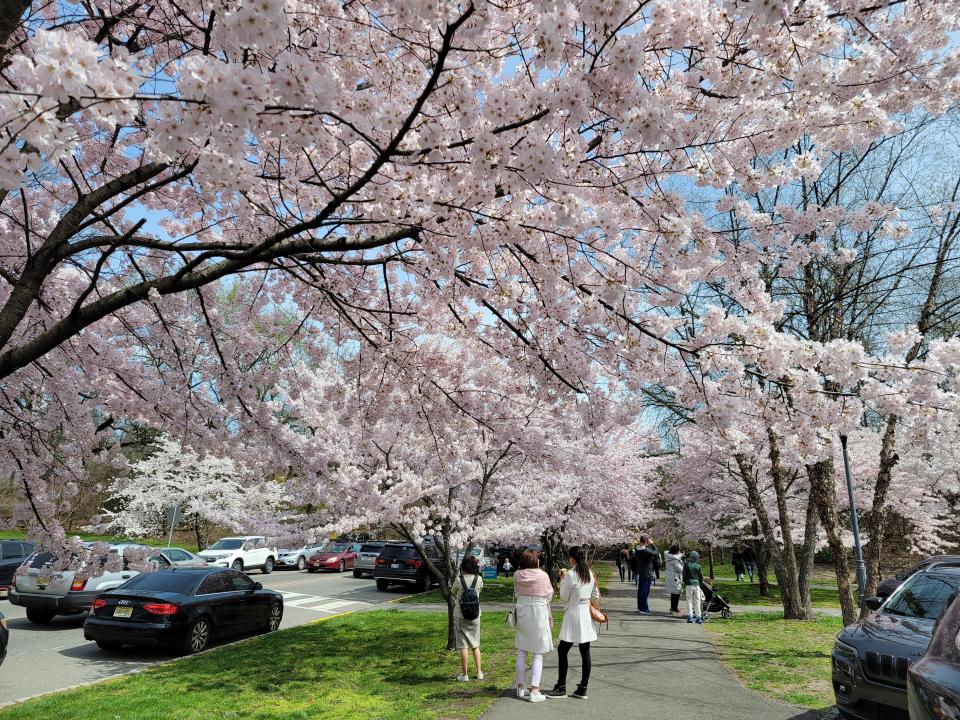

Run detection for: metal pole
[[840, 434, 868, 607], [166, 506, 178, 548]]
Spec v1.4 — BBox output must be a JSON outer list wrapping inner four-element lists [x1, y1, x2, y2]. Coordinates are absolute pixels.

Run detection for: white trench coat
[[515, 596, 553, 654], [557, 569, 599, 644]]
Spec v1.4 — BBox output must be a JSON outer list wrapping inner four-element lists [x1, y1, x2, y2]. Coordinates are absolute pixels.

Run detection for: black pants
[[557, 641, 591, 689], [618, 564, 625, 581], [670, 593, 680, 612]]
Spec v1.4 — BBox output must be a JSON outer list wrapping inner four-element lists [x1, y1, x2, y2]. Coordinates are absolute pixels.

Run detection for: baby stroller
[[702, 584, 733, 620]]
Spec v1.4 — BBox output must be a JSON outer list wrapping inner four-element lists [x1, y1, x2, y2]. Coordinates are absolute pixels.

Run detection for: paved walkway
[[481, 582, 825, 720]]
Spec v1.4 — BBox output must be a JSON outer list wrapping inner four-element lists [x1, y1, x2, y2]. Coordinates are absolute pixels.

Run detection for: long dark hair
[[568, 546, 591, 584]]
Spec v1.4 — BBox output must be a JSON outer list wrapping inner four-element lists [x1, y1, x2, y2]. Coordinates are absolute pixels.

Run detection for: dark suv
[[832, 565, 960, 720], [373, 543, 438, 592]]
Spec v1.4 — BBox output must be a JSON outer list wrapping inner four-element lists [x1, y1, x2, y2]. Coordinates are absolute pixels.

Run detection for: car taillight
[[405, 559, 424, 569], [91, 598, 107, 611], [143, 603, 178, 616], [71, 577, 87, 591], [375, 558, 386, 565]]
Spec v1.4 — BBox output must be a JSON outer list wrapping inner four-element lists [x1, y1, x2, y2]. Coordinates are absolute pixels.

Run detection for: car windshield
[[325, 543, 348, 553], [118, 572, 200, 594], [884, 573, 960, 619], [380, 545, 416, 560], [208, 539, 244, 550], [360, 544, 383, 553]]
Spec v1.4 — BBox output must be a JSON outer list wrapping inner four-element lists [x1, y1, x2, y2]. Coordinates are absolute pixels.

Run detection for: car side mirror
[[253, 582, 262, 591], [864, 596, 883, 612], [895, 571, 905, 581]]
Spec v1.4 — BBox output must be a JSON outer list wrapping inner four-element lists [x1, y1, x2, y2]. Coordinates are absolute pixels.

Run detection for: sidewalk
[[481, 581, 825, 720]]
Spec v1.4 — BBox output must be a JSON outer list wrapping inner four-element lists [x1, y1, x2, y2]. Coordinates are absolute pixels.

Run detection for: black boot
[[571, 685, 588, 700], [544, 685, 567, 699]]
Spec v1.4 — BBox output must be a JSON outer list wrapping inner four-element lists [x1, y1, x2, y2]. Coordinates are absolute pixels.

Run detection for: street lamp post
[[839, 434, 868, 608]]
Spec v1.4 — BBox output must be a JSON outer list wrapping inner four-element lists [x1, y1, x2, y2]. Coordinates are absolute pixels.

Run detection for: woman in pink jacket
[[513, 549, 555, 703]]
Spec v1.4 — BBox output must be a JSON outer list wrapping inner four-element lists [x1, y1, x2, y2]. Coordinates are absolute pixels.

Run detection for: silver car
[[353, 542, 386, 578], [148, 547, 208, 568], [277, 545, 325, 571]]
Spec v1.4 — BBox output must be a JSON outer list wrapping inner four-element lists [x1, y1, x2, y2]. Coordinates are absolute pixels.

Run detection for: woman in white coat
[[664, 544, 684, 617], [545, 546, 599, 701], [513, 549, 554, 703]]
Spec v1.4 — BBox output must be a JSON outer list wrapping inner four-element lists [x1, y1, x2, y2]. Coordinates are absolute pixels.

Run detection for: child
[[503, 557, 513, 578], [682, 551, 705, 624]]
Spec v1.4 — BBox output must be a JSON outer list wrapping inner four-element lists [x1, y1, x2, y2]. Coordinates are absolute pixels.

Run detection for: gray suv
[[832, 564, 960, 720], [353, 542, 385, 578]]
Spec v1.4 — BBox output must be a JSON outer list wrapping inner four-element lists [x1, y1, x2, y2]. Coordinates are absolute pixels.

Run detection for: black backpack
[[459, 574, 480, 620]]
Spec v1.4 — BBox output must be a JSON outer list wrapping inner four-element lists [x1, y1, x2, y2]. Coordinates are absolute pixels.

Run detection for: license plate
[[113, 606, 133, 618], [36, 578, 49, 589], [391, 562, 401, 569]]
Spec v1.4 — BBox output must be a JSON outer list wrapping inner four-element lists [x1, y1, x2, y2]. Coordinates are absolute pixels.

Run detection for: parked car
[[276, 545, 326, 571], [0, 540, 34, 599], [0, 610, 7, 667], [148, 548, 209, 569], [908, 591, 960, 720], [197, 536, 277, 574], [84, 567, 283, 655], [374, 542, 439, 592], [10, 544, 143, 624], [878, 555, 960, 599], [353, 542, 386, 578], [833, 564, 960, 720], [453, 546, 497, 572], [305, 542, 358, 574]]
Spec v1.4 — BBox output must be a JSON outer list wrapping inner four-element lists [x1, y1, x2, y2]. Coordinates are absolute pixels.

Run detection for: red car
[[305, 542, 358, 573]]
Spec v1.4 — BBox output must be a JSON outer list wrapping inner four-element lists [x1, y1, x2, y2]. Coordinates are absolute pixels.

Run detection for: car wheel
[[262, 557, 274, 575], [231, 559, 243, 571], [414, 576, 426, 593], [296, 556, 306, 571], [337, 561, 345, 573], [353, 569, 362, 579], [376, 579, 390, 591], [26, 608, 55, 624], [183, 617, 212, 655], [96, 640, 122, 651], [266, 603, 282, 632]]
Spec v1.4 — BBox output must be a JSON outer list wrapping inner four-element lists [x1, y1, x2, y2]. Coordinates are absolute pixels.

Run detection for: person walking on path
[[731, 544, 745, 582], [615, 549, 625, 582], [742, 544, 756, 582], [664, 544, 684, 617], [545, 546, 599, 701], [627, 547, 635, 582], [683, 551, 705, 624], [513, 550, 554, 703], [634, 536, 659, 614], [452, 555, 484, 681]]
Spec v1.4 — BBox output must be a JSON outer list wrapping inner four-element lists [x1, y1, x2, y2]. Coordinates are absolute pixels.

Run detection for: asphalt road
[[0, 567, 412, 705]]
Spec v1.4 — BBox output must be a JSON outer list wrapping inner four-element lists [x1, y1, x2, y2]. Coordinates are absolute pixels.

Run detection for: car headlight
[[834, 639, 860, 659]]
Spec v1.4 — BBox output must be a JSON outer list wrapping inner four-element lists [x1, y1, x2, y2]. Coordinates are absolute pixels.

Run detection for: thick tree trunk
[[707, 542, 715, 580], [752, 520, 770, 597], [864, 417, 899, 599], [798, 493, 819, 619], [446, 594, 456, 651], [807, 459, 858, 625]]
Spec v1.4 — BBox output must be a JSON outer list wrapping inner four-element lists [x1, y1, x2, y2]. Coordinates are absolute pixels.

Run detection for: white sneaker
[[517, 688, 529, 699], [528, 690, 546, 703], [456, 673, 469, 682], [476, 671, 484, 680]]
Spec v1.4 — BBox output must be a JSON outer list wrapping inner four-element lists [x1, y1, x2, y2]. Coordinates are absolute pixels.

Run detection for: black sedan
[[908, 593, 960, 719], [83, 567, 283, 655]]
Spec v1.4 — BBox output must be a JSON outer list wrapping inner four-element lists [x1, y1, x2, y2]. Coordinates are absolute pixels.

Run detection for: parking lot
[[0, 568, 409, 705]]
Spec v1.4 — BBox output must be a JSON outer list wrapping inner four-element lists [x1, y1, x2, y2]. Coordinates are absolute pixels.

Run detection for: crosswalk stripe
[[307, 599, 355, 612], [278, 591, 307, 599], [284, 595, 333, 608]]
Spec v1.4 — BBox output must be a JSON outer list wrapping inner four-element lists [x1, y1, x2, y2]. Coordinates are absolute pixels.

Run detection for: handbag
[[506, 593, 517, 629], [589, 596, 609, 628]]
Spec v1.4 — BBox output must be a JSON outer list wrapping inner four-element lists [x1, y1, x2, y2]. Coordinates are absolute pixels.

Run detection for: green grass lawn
[[708, 560, 840, 585], [0, 529, 200, 553], [707, 612, 842, 710], [711, 580, 841, 609], [0, 610, 520, 720]]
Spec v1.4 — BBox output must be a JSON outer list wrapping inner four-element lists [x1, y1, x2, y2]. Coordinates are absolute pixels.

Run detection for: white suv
[[198, 536, 277, 574]]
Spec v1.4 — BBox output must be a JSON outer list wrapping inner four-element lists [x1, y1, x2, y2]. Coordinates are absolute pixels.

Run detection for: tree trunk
[[752, 520, 770, 597], [864, 417, 899, 599], [446, 593, 457, 651], [798, 493, 819, 620], [807, 459, 858, 625], [707, 542, 715, 580], [720, 546, 725, 565], [767, 429, 807, 618]]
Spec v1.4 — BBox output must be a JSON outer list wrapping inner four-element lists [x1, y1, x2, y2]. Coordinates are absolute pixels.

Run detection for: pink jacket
[[514, 568, 554, 598]]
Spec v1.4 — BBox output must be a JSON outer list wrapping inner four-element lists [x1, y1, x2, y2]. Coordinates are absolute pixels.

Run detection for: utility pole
[[840, 434, 867, 607]]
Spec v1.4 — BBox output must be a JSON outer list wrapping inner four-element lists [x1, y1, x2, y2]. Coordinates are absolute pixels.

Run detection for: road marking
[[307, 599, 356, 612], [284, 595, 334, 608], [277, 591, 308, 600]]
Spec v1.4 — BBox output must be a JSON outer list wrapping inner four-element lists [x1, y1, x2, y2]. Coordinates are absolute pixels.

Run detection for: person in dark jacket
[[616, 548, 626, 582], [634, 536, 659, 615], [742, 545, 756, 582], [731, 544, 745, 582]]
